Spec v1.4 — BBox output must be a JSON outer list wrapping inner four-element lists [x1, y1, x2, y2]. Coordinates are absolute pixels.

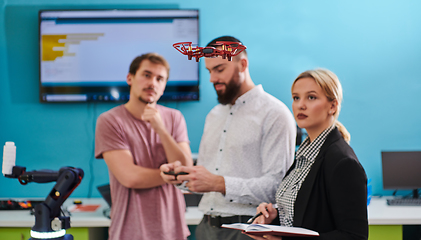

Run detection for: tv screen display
[[39, 9, 199, 102]]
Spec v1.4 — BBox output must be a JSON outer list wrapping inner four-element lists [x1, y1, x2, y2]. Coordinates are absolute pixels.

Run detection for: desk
[[0, 198, 204, 240], [368, 197, 421, 240], [4, 197, 417, 240]]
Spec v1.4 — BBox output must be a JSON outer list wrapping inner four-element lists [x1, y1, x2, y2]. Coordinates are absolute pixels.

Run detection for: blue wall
[[1, 0, 421, 199]]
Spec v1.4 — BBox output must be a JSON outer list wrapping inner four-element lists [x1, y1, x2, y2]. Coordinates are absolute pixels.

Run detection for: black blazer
[[279, 128, 368, 240]]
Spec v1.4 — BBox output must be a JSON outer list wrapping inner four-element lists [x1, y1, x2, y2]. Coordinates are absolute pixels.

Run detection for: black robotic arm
[[5, 166, 84, 240]]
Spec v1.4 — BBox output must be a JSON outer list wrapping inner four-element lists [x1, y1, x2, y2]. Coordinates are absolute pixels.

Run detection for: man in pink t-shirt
[[95, 53, 192, 240]]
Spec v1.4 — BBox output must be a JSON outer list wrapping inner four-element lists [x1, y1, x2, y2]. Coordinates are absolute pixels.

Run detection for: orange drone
[[173, 41, 247, 62]]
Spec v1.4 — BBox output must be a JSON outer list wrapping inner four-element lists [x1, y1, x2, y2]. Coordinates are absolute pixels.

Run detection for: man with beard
[[160, 36, 296, 240], [95, 53, 192, 240]]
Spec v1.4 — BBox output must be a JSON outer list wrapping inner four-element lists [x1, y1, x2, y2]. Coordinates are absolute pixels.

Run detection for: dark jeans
[[195, 216, 254, 240]]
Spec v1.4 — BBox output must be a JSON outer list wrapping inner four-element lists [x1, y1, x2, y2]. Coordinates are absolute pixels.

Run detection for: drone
[[173, 41, 247, 62]]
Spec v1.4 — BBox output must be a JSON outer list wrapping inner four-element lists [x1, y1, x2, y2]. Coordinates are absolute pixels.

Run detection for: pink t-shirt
[[95, 105, 190, 240]]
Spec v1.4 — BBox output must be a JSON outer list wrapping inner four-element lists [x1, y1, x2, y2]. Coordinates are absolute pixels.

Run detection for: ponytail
[[335, 120, 350, 143]]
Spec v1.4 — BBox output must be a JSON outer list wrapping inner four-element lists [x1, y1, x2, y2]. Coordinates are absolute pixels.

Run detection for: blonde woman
[[248, 69, 368, 240]]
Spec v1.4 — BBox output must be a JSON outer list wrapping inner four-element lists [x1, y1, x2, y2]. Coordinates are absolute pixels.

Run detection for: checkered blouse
[[275, 125, 335, 226]]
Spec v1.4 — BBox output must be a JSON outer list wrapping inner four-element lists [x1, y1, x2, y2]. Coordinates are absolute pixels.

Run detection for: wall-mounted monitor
[[39, 9, 199, 103]]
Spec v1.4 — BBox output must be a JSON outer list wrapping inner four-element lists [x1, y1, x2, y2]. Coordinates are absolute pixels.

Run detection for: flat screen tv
[[39, 9, 199, 103]]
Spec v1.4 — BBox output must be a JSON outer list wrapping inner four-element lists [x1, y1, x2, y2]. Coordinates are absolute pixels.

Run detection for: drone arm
[[229, 45, 247, 56], [173, 42, 192, 54]]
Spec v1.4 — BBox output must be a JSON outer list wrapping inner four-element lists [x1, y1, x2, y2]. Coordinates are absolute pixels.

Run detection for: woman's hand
[[244, 203, 281, 239], [253, 203, 278, 224]]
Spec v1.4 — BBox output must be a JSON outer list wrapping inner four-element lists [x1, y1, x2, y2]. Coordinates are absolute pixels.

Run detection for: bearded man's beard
[[215, 69, 241, 105]]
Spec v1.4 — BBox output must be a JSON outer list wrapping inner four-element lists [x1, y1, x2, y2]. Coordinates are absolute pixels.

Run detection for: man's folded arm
[[103, 149, 165, 189]]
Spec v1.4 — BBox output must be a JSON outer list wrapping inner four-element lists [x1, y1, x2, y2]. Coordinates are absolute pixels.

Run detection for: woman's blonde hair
[[292, 68, 351, 143]]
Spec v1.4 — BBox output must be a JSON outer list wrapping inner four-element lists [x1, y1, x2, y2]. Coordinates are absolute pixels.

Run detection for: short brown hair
[[128, 53, 170, 81]]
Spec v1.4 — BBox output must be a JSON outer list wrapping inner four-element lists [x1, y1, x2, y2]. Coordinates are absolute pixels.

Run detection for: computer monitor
[[97, 184, 111, 207], [381, 151, 421, 198]]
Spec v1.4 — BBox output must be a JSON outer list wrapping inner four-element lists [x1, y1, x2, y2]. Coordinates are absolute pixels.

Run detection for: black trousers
[[195, 216, 254, 240]]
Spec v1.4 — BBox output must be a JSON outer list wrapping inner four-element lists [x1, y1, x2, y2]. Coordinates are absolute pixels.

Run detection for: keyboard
[[387, 198, 421, 206]]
